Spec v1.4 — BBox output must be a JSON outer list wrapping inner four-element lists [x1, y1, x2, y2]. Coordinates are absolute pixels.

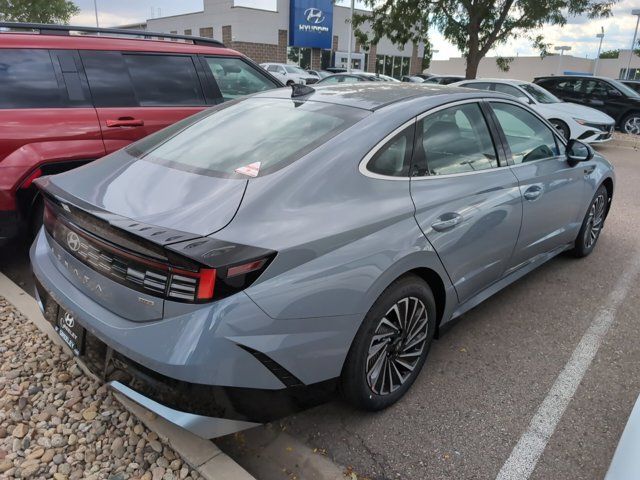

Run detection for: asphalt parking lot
[[1, 143, 638, 480]]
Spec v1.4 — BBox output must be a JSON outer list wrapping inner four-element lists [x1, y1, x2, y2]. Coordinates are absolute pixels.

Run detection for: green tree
[[599, 49, 619, 58], [353, 0, 615, 79], [0, 0, 79, 24]]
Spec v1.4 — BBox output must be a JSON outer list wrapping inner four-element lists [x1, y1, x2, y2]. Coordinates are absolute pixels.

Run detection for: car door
[[409, 101, 522, 302], [583, 79, 626, 121], [488, 100, 585, 273], [80, 51, 208, 153]]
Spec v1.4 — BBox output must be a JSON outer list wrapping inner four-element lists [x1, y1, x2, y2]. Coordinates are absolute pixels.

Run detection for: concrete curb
[[217, 424, 348, 480], [0, 271, 255, 480]]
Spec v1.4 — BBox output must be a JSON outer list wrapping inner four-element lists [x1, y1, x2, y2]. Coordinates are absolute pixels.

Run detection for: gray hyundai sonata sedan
[[31, 83, 614, 438]]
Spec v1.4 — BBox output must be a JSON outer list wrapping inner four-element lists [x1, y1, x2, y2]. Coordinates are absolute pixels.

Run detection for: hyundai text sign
[[289, 0, 333, 49]]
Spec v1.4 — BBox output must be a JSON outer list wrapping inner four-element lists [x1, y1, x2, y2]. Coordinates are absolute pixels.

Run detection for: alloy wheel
[[365, 297, 429, 395], [624, 115, 640, 135], [584, 193, 606, 249]]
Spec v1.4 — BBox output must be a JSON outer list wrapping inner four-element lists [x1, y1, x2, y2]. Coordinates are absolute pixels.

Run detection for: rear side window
[[123, 54, 205, 106], [81, 51, 205, 107], [490, 102, 560, 164], [462, 82, 492, 90], [128, 98, 368, 178], [0, 49, 63, 108], [493, 83, 523, 98], [416, 103, 498, 176], [367, 125, 414, 177], [204, 57, 278, 101]]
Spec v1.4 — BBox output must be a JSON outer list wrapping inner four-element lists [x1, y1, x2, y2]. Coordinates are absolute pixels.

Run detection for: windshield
[[609, 79, 640, 98], [285, 65, 307, 75], [518, 83, 561, 104], [127, 98, 368, 178]]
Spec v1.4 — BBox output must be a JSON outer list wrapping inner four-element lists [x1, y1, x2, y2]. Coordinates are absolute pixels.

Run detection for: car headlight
[[572, 118, 588, 125]]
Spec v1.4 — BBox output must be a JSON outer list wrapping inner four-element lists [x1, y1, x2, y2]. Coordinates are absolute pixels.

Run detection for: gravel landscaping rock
[[0, 297, 203, 479]]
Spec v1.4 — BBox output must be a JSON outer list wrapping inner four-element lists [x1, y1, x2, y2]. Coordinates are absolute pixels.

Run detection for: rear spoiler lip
[[35, 177, 275, 269]]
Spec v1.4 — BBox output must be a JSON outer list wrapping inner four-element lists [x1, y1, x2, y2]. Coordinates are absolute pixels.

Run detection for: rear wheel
[[550, 119, 570, 140], [341, 274, 436, 411], [573, 184, 608, 257], [621, 112, 640, 135]]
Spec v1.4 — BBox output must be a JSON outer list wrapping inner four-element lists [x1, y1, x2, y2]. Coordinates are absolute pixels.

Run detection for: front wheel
[[621, 112, 640, 135], [573, 184, 608, 258], [341, 274, 436, 411]]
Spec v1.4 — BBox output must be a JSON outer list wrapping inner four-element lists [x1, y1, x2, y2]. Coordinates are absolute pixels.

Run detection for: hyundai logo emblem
[[304, 7, 325, 24], [66, 231, 80, 252], [63, 312, 75, 329]]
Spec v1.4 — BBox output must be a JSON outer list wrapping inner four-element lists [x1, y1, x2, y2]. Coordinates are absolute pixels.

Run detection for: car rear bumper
[[30, 229, 346, 435]]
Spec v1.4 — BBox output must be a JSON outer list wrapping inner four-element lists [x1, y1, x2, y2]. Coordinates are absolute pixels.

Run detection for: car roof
[[0, 32, 238, 56], [534, 75, 616, 82], [253, 83, 509, 111], [458, 78, 530, 85]]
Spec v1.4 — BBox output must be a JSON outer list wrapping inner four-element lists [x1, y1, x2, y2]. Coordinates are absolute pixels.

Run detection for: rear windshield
[[127, 98, 368, 178]]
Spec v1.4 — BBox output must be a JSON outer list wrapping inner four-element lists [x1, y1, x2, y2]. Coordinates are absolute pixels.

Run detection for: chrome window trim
[[359, 97, 569, 182]]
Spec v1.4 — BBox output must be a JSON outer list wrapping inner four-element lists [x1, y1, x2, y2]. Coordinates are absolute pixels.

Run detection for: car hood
[[541, 102, 615, 124], [47, 149, 247, 237]]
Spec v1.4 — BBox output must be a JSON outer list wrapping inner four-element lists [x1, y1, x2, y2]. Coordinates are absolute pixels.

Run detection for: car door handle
[[523, 185, 543, 201], [431, 213, 463, 232], [106, 117, 144, 127]]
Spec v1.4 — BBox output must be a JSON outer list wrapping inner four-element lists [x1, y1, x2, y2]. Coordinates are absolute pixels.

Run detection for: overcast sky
[[71, 0, 640, 60]]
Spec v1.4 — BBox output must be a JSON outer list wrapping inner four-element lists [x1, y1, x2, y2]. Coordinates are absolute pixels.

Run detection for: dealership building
[[140, 0, 425, 77]]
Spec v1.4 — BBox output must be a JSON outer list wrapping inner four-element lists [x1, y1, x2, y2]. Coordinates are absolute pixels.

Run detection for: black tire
[[341, 274, 437, 411], [286, 80, 294, 87], [29, 194, 44, 240], [550, 119, 570, 140], [621, 112, 640, 135], [573, 184, 608, 258]]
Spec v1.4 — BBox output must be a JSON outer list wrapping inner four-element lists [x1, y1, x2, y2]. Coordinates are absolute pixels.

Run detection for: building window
[[199, 27, 213, 38], [374, 54, 411, 79], [620, 68, 640, 80], [184, 29, 192, 36], [287, 47, 312, 70]]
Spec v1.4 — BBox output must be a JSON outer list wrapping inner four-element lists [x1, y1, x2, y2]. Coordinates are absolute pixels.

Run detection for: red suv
[[0, 23, 283, 242]]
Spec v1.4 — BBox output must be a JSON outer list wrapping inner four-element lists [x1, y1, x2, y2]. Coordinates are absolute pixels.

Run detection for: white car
[[452, 78, 616, 143], [260, 63, 318, 85]]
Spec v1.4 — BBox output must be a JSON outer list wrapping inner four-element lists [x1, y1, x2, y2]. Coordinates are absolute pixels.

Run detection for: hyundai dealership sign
[[289, 0, 333, 49]]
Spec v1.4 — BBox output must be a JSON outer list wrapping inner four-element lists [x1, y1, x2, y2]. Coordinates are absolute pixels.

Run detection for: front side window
[[519, 83, 561, 104], [123, 54, 205, 106], [366, 125, 414, 177], [127, 98, 368, 178], [490, 102, 560, 164], [416, 103, 498, 176], [204, 57, 279, 101], [0, 49, 63, 108]]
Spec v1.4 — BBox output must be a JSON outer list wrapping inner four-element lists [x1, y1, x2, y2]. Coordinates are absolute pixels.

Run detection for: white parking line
[[496, 254, 640, 480]]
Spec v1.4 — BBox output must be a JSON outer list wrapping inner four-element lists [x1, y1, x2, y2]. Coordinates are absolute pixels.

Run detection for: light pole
[[93, 0, 99, 27], [594, 27, 604, 75], [554, 45, 571, 75], [625, 9, 640, 80], [346, 0, 355, 72]]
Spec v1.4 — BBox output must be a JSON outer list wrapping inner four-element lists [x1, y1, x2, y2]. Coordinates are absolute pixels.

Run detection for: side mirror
[[566, 139, 594, 165]]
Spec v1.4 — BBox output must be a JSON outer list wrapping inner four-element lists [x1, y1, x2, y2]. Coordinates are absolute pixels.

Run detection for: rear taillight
[[43, 201, 274, 304]]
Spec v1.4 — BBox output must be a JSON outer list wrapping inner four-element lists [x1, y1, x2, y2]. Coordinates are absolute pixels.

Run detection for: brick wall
[[367, 44, 377, 73], [199, 27, 213, 38], [410, 42, 420, 75], [220, 25, 288, 65], [311, 48, 322, 71]]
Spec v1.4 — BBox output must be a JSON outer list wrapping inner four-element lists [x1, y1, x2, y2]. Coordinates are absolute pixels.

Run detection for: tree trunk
[[465, 51, 480, 79]]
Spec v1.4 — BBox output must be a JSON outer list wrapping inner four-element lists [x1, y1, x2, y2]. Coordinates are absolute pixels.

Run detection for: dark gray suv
[[31, 84, 614, 438]]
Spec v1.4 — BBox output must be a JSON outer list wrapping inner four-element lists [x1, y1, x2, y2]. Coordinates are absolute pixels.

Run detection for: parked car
[[424, 74, 465, 85], [620, 79, 640, 94], [0, 22, 283, 244], [402, 75, 426, 83], [452, 78, 615, 142], [260, 62, 318, 85], [534, 75, 640, 135], [415, 73, 434, 80], [307, 69, 332, 80], [32, 83, 614, 438], [317, 72, 380, 84]]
